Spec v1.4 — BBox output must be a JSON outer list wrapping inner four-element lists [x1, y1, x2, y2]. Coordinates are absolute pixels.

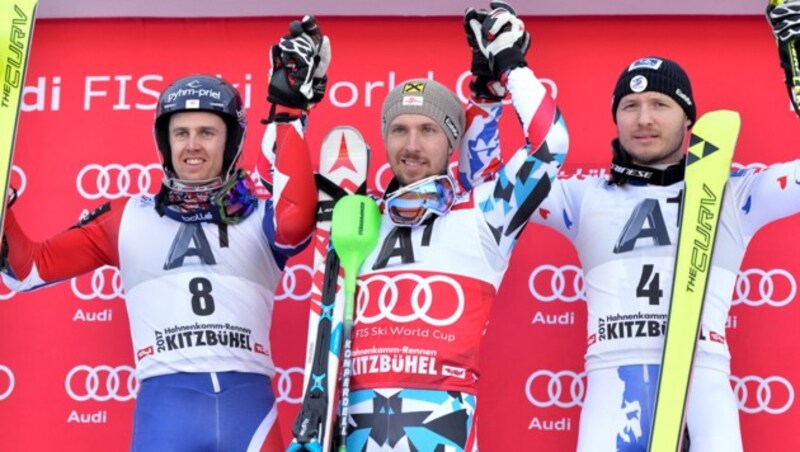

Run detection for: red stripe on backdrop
[[0, 15, 797, 451]]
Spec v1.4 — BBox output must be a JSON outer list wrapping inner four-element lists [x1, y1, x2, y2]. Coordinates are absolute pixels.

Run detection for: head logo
[[356, 274, 465, 327], [526, 369, 586, 408], [77, 163, 162, 200], [275, 264, 313, 301], [70, 265, 125, 301], [628, 57, 663, 71], [733, 268, 796, 308], [528, 264, 585, 303], [629, 75, 648, 93], [403, 83, 425, 94], [731, 374, 794, 415], [274, 366, 303, 404], [65, 365, 138, 402]]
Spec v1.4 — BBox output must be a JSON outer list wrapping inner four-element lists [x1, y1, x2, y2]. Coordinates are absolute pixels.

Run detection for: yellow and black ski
[[0, 0, 37, 232], [649, 110, 740, 452]]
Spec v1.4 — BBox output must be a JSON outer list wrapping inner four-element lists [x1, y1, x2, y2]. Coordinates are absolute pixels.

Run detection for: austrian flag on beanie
[[381, 79, 466, 150], [611, 56, 696, 126]]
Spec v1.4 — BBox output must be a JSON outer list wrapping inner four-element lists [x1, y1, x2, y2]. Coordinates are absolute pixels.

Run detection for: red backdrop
[[0, 15, 797, 451]]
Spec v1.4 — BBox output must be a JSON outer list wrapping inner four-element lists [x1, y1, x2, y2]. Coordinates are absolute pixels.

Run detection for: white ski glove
[[467, 1, 530, 78]]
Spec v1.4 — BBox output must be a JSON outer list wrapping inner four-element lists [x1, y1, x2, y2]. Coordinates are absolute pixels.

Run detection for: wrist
[[263, 104, 306, 124], [469, 76, 505, 103], [470, 50, 493, 79], [491, 47, 527, 79]]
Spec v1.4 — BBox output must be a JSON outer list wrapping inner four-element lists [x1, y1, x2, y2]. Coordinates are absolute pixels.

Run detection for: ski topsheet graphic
[[649, 110, 740, 452], [288, 126, 369, 452], [330, 194, 380, 452], [0, 0, 37, 232]]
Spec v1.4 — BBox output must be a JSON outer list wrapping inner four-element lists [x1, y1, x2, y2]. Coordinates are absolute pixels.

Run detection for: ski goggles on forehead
[[385, 175, 456, 227]]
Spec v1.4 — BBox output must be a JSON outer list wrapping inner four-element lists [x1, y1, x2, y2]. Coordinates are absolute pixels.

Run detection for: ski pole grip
[[331, 194, 381, 302]]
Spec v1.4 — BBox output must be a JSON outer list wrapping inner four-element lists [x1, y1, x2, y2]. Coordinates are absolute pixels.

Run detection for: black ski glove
[[464, 7, 505, 102], [767, 0, 800, 115], [268, 16, 331, 110]]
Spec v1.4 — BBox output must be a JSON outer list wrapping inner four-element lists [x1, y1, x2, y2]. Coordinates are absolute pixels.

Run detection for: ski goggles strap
[[385, 175, 456, 227]]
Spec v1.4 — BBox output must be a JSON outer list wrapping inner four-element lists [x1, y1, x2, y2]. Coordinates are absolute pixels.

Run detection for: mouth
[[399, 155, 426, 167], [181, 156, 208, 169], [631, 133, 659, 144]]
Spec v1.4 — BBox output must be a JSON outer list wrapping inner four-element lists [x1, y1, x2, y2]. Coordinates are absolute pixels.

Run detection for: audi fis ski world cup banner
[[0, 15, 798, 451]]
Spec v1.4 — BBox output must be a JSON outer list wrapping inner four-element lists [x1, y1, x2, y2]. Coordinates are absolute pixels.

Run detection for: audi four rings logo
[[528, 264, 586, 303], [0, 365, 15, 400], [528, 264, 798, 306], [526, 369, 586, 408], [65, 365, 138, 402], [275, 264, 313, 301], [274, 366, 303, 404], [356, 274, 465, 326], [11, 165, 26, 196], [523, 370, 795, 415], [733, 268, 796, 307], [70, 265, 125, 300], [77, 163, 162, 199], [731, 375, 795, 415]]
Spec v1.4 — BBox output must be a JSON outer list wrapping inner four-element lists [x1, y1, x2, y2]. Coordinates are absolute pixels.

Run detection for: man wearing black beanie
[[461, 43, 800, 449], [605, 56, 696, 187]]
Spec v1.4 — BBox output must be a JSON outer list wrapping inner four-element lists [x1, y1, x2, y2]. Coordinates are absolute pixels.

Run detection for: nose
[[636, 105, 654, 125], [406, 129, 422, 152], [186, 131, 202, 150]]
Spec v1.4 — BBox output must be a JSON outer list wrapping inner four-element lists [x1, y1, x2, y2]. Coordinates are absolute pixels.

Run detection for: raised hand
[[768, 0, 800, 42], [268, 16, 331, 110], [767, 0, 800, 115], [471, 1, 530, 78], [464, 7, 506, 101]]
